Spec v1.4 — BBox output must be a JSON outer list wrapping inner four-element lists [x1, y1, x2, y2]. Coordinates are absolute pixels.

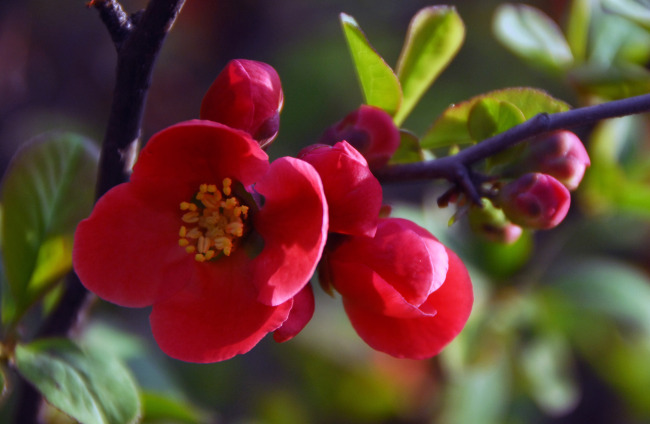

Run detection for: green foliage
[[140, 391, 207, 424], [394, 6, 465, 125], [421, 87, 570, 149], [602, 0, 650, 31], [14, 339, 141, 424], [340, 13, 402, 116], [389, 130, 424, 164], [493, 4, 574, 73], [0, 132, 98, 326]]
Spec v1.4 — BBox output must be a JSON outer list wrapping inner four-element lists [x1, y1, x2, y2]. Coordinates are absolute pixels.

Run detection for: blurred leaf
[[570, 64, 650, 100], [550, 258, 650, 336], [141, 391, 207, 424], [389, 130, 424, 164], [602, 0, 650, 31], [589, 7, 650, 66], [421, 88, 569, 149], [0, 132, 98, 324], [467, 98, 526, 142], [472, 230, 533, 280], [566, 0, 591, 62], [340, 13, 402, 116], [393, 6, 465, 125], [493, 4, 573, 73], [439, 352, 510, 424], [519, 333, 580, 416], [15, 338, 140, 424]]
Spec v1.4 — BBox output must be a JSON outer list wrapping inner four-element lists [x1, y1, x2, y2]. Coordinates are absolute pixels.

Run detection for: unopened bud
[[497, 173, 570, 229], [200, 59, 284, 148], [526, 131, 590, 190], [468, 198, 523, 244], [319, 105, 400, 169]]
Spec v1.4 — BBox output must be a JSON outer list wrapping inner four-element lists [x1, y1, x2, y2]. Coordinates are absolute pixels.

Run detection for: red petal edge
[[273, 283, 315, 343]]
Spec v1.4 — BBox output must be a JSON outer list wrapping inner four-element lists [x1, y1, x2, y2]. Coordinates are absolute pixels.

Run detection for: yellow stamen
[[178, 178, 249, 262]]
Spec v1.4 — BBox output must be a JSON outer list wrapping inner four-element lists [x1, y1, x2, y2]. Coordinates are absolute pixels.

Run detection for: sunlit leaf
[[493, 4, 573, 73], [389, 130, 424, 164], [602, 0, 650, 31], [15, 339, 141, 424], [519, 333, 580, 415], [393, 6, 465, 125], [566, 0, 591, 62], [141, 391, 207, 424], [467, 98, 526, 142], [0, 132, 98, 325], [340, 13, 402, 116], [421, 88, 570, 149]]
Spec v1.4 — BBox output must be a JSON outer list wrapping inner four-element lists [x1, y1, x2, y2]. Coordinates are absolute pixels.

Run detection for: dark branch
[[375, 92, 650, 184], [89, 0, 133, 48]]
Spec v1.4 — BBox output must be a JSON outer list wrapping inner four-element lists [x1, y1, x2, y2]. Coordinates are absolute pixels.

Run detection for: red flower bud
[[319, 105, 400, 169], [526, 130, 590, 190], [497, 173, 570, 229], [201, 59, 283, 148]]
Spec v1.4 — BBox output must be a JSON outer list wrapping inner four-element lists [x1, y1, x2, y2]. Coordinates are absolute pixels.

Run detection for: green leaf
[[15, 339, 141, 424], [493, 4, 573, 73], [566, 0, 591, 63], [519, 334, 580, 415], [602, 0, 650, 31], [421, 87, 570, 149], [466, 98, 526, 142], [388, 130, 424, 164], [0, 132, 98, 324], [340, 13, 402, 115], [393, 6, 465, 125], [141, 391, 207, 424]]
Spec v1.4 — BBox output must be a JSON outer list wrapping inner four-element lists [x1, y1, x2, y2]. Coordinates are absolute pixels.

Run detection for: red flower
[[298, 141, 382, 237], [73, 120, 327, 362], [324, 218, 473, 359], [200, 59, 284, 148], [319, 105, 400, 169], [497, 172, 571, 229]]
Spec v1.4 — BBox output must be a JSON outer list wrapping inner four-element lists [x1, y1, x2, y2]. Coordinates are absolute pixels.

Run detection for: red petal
[[150, 250, 292, 363], [131, 120, 269, 189], [251, 157, 328, 306], [73, 183, 194, 307], [298, 142, 382, 237], [273, 283, 315, 343], [343, 248, 473, 359], [330, 218, 448, 308]]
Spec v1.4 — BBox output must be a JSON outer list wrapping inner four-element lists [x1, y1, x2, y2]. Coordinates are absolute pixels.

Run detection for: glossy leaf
[[493, 4, 573, 72], [421, 88, 570, 149], [467, 98, 526, 142], [340, 13, 402, 116], [394, 6, 465, 125], [14, 339, 141, 424], [389, 130, 424, 164], [602, 0, 650, 31], [141, 391, 207, 424], [0, 132, 98, 324]]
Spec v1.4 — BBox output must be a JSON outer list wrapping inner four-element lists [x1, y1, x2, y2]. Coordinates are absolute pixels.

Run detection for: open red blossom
[[298, 141, 382, 237], [325, 218, 473, 359], [319, 105, 400, 169], [200, 59, 283, 148], [73, 120, 327, 362]]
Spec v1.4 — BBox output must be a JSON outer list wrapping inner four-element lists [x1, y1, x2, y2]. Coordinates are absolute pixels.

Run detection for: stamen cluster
[[178, 178, 249, 261]]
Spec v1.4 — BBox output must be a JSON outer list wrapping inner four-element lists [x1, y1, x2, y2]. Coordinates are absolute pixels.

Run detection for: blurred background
[[1, 0, 650, 423]]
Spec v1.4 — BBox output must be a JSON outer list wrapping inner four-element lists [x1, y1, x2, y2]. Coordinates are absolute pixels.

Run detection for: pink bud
[[319, 105, 400, 169], [200, 59, 283, 148], [497, 173, 571, 229], [526, 131, 590, 190]]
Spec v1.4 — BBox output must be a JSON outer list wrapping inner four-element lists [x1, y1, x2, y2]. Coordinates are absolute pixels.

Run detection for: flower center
[[178, 178, 249, 262]]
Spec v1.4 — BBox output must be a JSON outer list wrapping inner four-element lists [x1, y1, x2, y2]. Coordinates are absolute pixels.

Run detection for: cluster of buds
[[469, 130, 590, 243]]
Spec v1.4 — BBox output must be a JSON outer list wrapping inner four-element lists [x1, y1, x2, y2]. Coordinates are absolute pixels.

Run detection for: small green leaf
[[14, 339, 141, 424], [421, 87, 570, 149], [602, 0, 650, 31], [340, 13, 402, 115], [141, 391, 208, 424], [566, 0, 591, 62], [0, 132, 98, 324], [393, 6, 465, 125], [493, 4, 573, 73], [467, 98, 526, 142], [389, 130, 424, 164]]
